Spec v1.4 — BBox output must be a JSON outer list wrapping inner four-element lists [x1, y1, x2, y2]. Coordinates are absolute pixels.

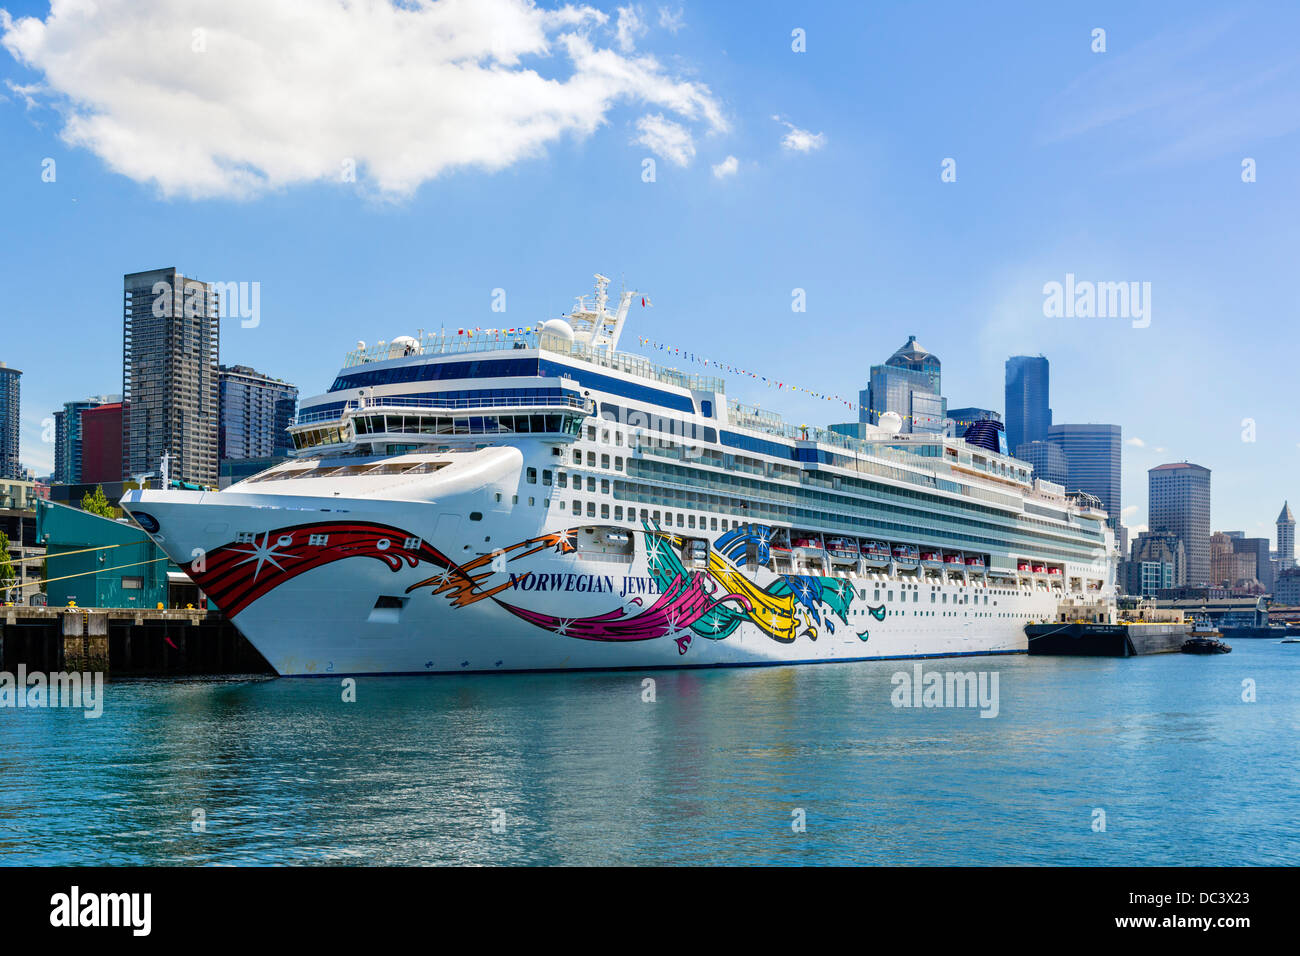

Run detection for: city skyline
[[2, 1, 1299, 539]]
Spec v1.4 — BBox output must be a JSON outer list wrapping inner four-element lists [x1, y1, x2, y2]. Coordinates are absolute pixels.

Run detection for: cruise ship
[[122, 275, 1117, 676]]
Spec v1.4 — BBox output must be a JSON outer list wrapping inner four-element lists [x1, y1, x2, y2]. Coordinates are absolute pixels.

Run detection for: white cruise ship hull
[[122, 486, 1063, 676]]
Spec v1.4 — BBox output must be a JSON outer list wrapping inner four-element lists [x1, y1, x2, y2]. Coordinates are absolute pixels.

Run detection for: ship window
[[122, 576, 143, 590], [700, 400, 713, 418], [653, 511, 660, 522], [587, 426, 596, 440], [601, 454, 610, 469], [542, 470, 552, 486], [529, 497, 535, 506], [615, 432, 623, 446], [601, 430, 609, 443], [586, 451, 596, 467], [526, 468, 537, 484], [573, 498, 581, 512], [586, 502, 596, 517], [586, 477, 596, 493], [615, 457, 623, 471], [601, 504, 610, 519], [573, 450, 581, 464], [601, 480, 609, 494], [615, 506, 623, 520], [495, 493, 502, 502], [512, 495, 518, 504], [710, 517, 717, 530], [557, 473, 567, 488], [470, 512, 483, 521], [309, 534, 330, 546]]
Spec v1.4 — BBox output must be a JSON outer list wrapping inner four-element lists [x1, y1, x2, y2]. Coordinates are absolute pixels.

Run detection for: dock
[[0, 606, 272, 676]]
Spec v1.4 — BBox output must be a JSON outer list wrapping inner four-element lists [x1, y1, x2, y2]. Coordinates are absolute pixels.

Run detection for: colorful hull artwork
[[189, 519, 888, 656]]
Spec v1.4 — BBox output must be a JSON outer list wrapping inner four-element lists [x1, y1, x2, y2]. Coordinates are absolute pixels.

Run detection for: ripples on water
[[1, 641, 1296, 865]]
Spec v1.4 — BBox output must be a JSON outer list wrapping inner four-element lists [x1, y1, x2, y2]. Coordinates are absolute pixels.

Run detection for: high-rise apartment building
[[123, 268, 220, 486], [0, 363, 21, 480], [218, 365, 298, 460]]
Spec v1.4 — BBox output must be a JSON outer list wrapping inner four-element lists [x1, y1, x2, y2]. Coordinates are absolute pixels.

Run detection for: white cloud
[[1, 0, 726, 199], [1125, 436, 1146, 447], [1122, 506, 1138, 519], [614, 5, 647, 53], [658, 6, 685, 33], [635, 112, 694, 166], [773, 115, 825, 152], [711, 154, 738, 178]]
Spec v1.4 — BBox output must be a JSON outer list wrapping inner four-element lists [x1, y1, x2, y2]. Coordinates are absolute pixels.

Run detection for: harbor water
[[1, 639, 1296, 866]]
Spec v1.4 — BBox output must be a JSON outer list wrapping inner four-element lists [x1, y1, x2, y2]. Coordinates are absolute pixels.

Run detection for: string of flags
[[633, 336, 992, 426], [454, 326, 537, 337]]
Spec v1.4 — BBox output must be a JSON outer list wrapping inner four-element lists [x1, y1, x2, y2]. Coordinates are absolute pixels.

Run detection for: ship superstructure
[[123, 275, 1116, 676]]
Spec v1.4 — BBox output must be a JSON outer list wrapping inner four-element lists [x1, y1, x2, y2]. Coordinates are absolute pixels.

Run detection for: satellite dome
[[540, 318, 575, 343], [878, 411, 903, 435], [387, 335, 419, 359]]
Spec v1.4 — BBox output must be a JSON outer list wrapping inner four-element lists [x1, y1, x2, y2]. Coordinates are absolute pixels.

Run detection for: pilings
[[0, 607, 272, 676]]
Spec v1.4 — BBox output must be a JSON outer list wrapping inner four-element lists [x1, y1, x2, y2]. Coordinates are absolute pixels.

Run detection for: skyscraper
[[1149, 462, 1212, 586], [1047, 423, 1122, 528], [1278, 502, 1295, 570], [1004, 355, 1051, 453], [946, 406, 1000, 439], [123, 268, 220, 487], [1014, 439, 1068, 486], [1128, 529, 1185, 594], [218, 365, 299, 460], [859, 335, 945, 434], [0, 362, 21, 480]]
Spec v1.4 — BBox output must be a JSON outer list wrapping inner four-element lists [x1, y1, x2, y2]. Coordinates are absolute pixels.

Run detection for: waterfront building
[[123, 268, 220, 487], [53, 395, 119, 484], [1276, 567, 1300, 605], [0, 362, 21, 480], [1233, 536, 1274, 593], [1211, 532, 1259, 589], [1149, 462, 1212, 586], [35, 500, 172, 608], [1278, 502, 1295, 570], [1129, 530, 1185, 593], [81, 401, 125, 484], [1046, 423, 1121, 528], [218, 365, 298, 461], [859, 335, 946, 434], [1004, 355, 1051, 452], [1014, 440, 1069, 486]]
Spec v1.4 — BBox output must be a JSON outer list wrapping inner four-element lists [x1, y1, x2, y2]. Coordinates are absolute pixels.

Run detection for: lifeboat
[[920, 549, 944, 568], [826, 537, 859, 564], [1047, 566, 1062, 576], [964, 555, 985, 568], [943, 552, 963, 566], [864, 540, 892, 567], [892, 544, 919, 566], [1032, 564, 1047, 574], [1017, 560, 1031, 573]]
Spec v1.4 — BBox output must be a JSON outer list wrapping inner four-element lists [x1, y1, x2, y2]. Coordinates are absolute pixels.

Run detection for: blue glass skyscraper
[[1004, 355, 1051, 452]]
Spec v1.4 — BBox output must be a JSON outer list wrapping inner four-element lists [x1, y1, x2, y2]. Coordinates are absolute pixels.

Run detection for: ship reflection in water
[[0, 640, 1295, 866]]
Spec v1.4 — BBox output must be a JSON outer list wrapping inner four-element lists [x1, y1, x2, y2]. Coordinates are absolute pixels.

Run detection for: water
[[2, 640, 1297, 865]]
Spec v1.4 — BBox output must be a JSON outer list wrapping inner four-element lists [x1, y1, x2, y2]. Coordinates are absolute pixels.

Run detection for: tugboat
[[1181, 635, 1232, 654], [1181, 619, 1231, 654]]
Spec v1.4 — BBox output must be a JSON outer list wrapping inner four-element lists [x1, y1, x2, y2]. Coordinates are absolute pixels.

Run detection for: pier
[[0, 606, 272, 676]]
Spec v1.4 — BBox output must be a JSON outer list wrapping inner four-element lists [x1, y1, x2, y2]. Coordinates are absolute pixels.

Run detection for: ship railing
[[294, 393, 589, 426], [340, 330, 725, 394]]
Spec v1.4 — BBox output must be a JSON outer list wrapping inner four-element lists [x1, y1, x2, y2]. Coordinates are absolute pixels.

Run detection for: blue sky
[[2, 1, 1298, 543]]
